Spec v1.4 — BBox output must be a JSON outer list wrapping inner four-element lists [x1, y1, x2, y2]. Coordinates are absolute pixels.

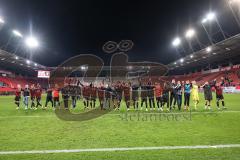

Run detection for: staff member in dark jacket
[[140, 82, 148, 111], [175, 81, 182, 111], [170, 79, 177, 109], [132, 83, 140, 110], [147, 80, 155, 111], [45, 86, 53, 109], [202, 81, 213, 110], [62, 85, 70, 110]]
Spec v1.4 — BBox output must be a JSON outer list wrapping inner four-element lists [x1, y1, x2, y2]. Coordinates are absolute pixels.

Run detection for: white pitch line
[[0, 144, 240, 155]]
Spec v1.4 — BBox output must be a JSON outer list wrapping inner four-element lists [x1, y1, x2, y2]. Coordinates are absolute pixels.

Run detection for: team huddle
[[14, 78, 227, 111]]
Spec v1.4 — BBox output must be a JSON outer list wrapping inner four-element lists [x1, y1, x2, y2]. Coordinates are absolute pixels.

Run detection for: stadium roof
[[0, 49, 47, 75], [167, 33, 240, 73], [1, 33, 240, 77]]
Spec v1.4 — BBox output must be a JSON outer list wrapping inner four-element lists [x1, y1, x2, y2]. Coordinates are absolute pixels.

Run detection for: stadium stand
[[0, 63, 239, 94], [0, 75, 48, 93]]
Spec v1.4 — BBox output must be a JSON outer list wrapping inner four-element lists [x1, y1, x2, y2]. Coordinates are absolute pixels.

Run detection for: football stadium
[[0, 0, 240, 160]]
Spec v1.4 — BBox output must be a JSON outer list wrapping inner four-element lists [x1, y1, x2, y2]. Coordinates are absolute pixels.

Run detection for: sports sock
[[217, 101, 220, 107]]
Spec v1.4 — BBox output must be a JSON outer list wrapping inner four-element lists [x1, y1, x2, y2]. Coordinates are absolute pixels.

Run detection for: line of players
[[14, 78, 226, 111], [14, 83, 61, 110]]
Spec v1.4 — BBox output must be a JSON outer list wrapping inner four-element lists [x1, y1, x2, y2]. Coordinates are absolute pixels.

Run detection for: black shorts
[[53, 97, 59, 101], [47, 96, 53, 101], [91, 97, 96, 101], [132, 96, 139, 101], [156, 97, 162, 101], [124, 96, 130, 101], [15, 96, 20, 101], [84, 96, 89, 100], [162, 94, 169, 102], [98, 97, 104, 101], [116, 93, 122, 100], [216, 94, 224, 100]]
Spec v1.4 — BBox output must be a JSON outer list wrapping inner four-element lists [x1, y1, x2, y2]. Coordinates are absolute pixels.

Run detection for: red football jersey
[[15, 90, 21, 97], [91, 87, 97, 98], [123, 86, 131, 98], [215, 86, 223, 96], [35, 88, 42, 98], [83, 86, 91, 98], [30, 89, 36, 98], [97, 87, 105, 99], [155, 85, 163, 97]]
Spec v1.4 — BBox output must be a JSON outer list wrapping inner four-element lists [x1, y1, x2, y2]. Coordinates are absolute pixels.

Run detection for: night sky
[[0, 0, 239, 67]]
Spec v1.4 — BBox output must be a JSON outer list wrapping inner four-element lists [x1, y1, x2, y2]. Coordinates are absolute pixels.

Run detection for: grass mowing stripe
[[0, 144, 240, 155], [0, 110, 239, 118]]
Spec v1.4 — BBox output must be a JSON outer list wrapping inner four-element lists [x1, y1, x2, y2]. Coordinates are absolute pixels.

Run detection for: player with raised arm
[[213, 79, 226, 110]]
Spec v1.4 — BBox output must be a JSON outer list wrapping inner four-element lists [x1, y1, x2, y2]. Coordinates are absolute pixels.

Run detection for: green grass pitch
[[0, 93, 240, 160]]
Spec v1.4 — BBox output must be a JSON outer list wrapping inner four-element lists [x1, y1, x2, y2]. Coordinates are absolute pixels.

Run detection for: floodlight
[[172, 37, 181, 47], [185, 29, 195, 39], [81, 66, 88, 71], [25, 36, 39, 48], [0, 17, 5, 24], [229, 0, 240, 4], [127, 66, 133, 70], [180, 58, 184, 63], [206, 47, 212, 52], [201, 18, 207, 24], [206, 12, 216, 21], [13, 30, 23, 38]]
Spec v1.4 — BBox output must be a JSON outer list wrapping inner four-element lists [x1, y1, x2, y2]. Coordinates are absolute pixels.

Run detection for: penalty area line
[[0, 144, 240, 155]]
